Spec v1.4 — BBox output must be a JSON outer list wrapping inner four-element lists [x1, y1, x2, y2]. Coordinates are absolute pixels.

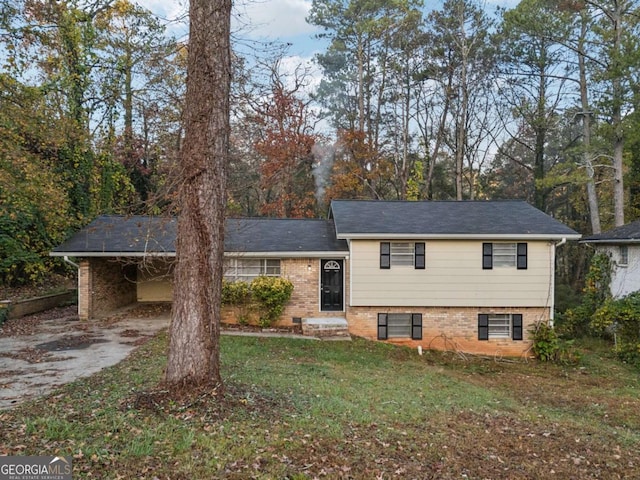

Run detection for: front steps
[[302, 317, 351, 340]]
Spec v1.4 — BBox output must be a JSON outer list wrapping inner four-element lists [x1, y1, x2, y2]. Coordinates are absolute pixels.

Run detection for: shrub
[[221, 280, 251, 306], [530, 321, 581, 364], [557, 252, 611, 337], [250, 276, 294, 328], [531, 322, 559, 362], [592, 291, 640, 362], [222, 280, 252, 325]]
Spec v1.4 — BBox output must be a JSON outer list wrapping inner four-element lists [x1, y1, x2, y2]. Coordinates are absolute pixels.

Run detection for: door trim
[[319, 258, 345, 312]]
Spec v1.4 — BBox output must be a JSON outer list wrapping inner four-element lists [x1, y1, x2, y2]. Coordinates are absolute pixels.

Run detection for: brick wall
[[222, 257, 350, 327], [347, 306, 548, 357], [79, 258, 137, 320]]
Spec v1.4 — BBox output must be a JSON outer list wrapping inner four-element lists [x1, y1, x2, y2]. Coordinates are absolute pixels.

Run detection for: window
[[380, 242, 425, 269], [478, 313, 523, 341], [483, 243, 527, 270], [378, 313, 422, 340], [619, 245, 629, 266], [391, 242, 414, 266], [224, 258, 281, 282]]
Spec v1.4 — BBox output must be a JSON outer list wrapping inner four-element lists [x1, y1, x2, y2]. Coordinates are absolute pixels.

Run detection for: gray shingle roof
[[581, 220, 640, 244], [51, 215, 348, 256], [330, 200, 580, 239]]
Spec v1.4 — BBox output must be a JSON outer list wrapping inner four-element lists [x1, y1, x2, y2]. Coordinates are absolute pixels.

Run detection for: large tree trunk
[[165, 0, 231, 386], [578, 9, 601, 234]]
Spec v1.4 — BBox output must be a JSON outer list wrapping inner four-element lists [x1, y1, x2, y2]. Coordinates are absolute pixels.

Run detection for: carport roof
[[51, 215, 348, 257]]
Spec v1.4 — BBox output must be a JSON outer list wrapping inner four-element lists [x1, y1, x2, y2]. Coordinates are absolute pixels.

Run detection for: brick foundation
[[347, 306, 548, 357]]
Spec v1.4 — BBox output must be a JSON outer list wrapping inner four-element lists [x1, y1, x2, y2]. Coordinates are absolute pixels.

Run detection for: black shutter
[[478, 314, 489, 340], [377, 313, 388, 340], [411, 313, 423, 340], [482, 243, 493, 270], [380, 242, 390, 269], [512, 314, 523, 340], [517, 243, 527, 270], [415, 243, 425, 269]]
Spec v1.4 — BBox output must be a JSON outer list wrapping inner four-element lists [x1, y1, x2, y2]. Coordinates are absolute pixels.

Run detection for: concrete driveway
[[0, 304, 170, 410]]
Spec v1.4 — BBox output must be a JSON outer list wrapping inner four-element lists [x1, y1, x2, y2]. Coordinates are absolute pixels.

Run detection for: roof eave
[[336, 233, 582, 241], [51, 250, 349, 258], [580, 238, 640, 244], [224, 251, 349, 258], [50, 251, 175, 257]]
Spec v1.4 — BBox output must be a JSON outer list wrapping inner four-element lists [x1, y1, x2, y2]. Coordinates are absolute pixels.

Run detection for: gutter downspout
[[63, 256, 79, 269], [550, 238, 567, 327]]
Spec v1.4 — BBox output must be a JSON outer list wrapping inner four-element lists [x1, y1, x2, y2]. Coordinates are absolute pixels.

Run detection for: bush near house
[[222, 276, 294, 328], [557, 252, 611, 337], [591, 292, 640, 363]]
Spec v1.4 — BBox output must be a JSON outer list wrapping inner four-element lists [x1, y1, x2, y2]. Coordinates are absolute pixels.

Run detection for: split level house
[[581, 220, 640, 299], [51, 200, 581, 357]]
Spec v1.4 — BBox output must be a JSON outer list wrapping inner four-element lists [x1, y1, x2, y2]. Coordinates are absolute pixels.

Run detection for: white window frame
[[390, 242, 415, 267], [224, 258, 281, 282], [488, 314, 512, 339], [492, 243, 517, 268], [619, 245, 629, 267]]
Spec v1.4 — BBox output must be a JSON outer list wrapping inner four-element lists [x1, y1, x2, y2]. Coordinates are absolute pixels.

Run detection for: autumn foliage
[[253, 85, 318, 218]]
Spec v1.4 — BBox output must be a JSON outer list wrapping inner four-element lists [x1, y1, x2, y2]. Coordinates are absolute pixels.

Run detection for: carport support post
[[78, 259, 91, 320]]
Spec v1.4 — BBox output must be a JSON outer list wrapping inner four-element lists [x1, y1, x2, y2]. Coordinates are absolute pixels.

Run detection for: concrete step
[[302, 317, 350, 339]]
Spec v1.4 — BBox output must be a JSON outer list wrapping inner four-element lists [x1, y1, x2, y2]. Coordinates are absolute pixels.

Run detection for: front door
[[320, 259, 343, 311]]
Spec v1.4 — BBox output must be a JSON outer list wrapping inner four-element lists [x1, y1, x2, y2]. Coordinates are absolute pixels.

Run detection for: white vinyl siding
[[224, 259, 281, 282], [600, 245, 640, 299], [351, 240, 552, 307]]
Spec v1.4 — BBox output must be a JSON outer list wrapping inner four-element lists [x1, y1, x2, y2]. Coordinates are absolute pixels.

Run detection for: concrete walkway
[[0, 305, 350, 410], [0, 307, 170, 410]]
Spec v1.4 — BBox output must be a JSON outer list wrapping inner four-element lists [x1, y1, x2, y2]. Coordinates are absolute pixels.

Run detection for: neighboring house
[[581, 220, 640, 299], [51, 200, 580, 357]]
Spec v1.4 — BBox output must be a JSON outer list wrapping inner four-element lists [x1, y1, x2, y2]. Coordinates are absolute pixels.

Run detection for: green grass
[[1, 333, 639, 479]]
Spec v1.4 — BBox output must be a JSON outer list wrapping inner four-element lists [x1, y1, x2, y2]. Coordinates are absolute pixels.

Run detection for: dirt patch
[[35, 335, 108, 352], [0, 346, 75, 364], [0, 274, 74, 302], [0, 305, 78, 337]]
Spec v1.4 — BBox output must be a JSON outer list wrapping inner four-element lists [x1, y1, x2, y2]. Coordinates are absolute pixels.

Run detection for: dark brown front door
[[321, 259, 343, 311]]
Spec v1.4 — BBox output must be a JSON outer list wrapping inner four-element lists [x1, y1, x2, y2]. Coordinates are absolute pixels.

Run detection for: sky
[[136, 0, 324, 59]]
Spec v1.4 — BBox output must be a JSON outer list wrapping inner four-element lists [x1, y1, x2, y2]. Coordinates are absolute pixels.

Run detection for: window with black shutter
[[517, 243, 528, 270], [478, 313, 524, 341], [512, 314, 523, 340], [380, 243, 390, 269], [378, 313, 423, 340], [482, 243, 493, 269], [411, 313, 422, 340], [478, 314, 489, 340], [415, 243, 425, 270], [483, 242, 527, 269], [377, 313, 388, 339]]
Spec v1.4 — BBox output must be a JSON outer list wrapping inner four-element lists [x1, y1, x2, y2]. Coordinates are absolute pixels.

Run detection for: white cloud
[[235, 0, 318, 39]]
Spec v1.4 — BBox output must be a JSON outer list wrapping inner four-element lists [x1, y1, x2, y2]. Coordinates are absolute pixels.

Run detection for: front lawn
[[0, 333, 638, 479]]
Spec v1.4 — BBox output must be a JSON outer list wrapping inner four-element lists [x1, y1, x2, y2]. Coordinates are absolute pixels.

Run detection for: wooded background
[[1, 0, 639, 305]]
